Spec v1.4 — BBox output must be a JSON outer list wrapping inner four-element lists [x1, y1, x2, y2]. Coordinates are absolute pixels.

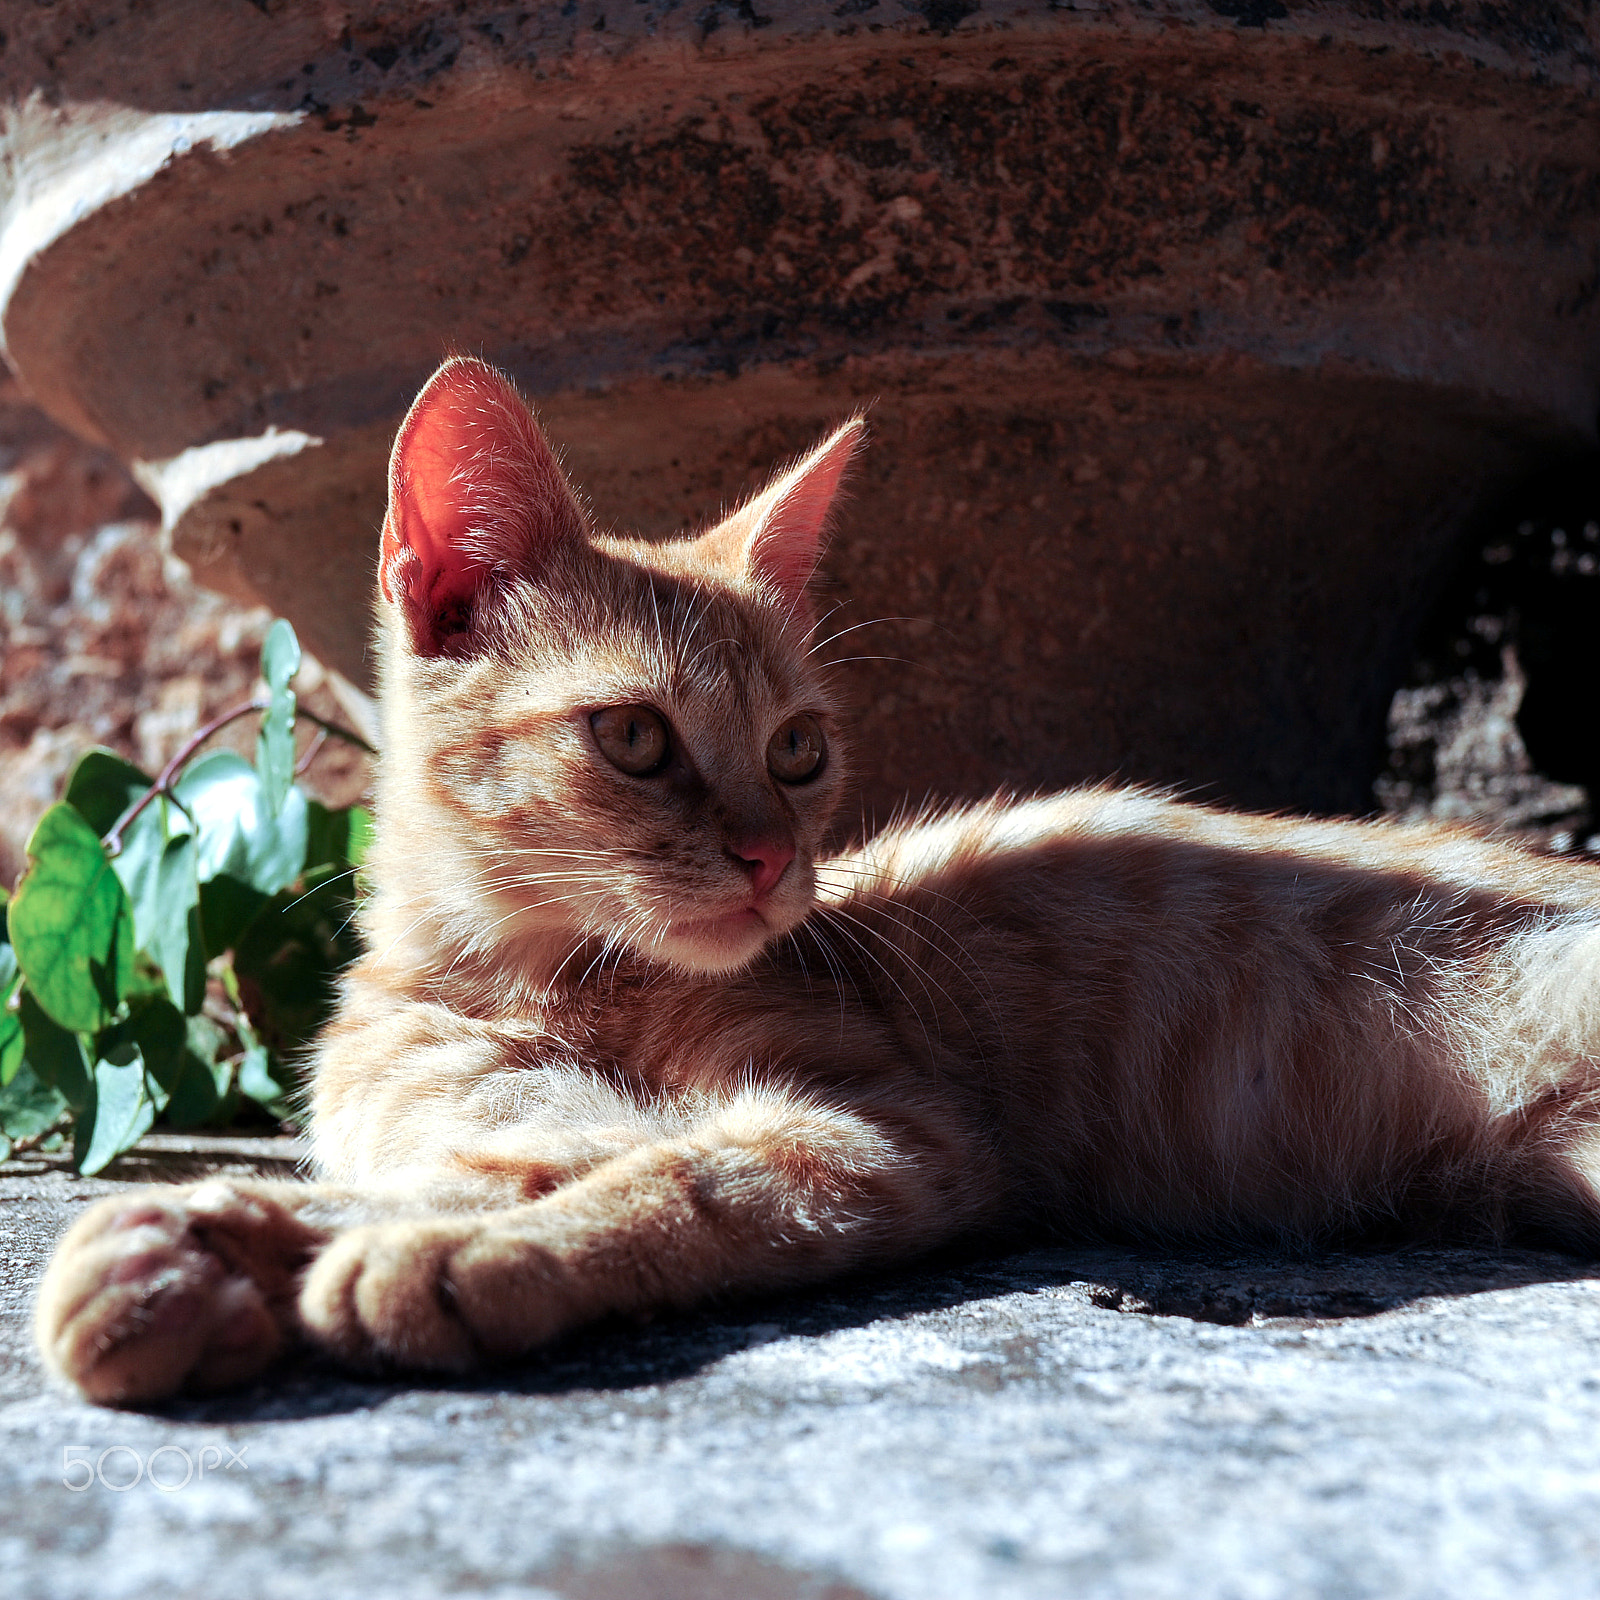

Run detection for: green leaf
[[257, 619, 301, 816], [236, 1045, 293, 1120], [303, 801, 345, 874], [77, 1046, 156, 1176], [18, 992, 92, 1106], [9, 804, 135, 1031], [303, 801, 374, 879], [101, 996, 186, 1106], [0, 943, 20, 1087], [185, 1012, 231, 1075], [155, 1014, 230, 1129], [0, 1010, 20, 1090], [180, 1011, 235, 1126], [0, 1058, 69, 1142], [64, 749, 152, 838], [233, 871, 363, 1066], [160, 1055, 221, 1128], [262, 618, 302, 695], [347, 806, 373, 870], [123, 953, 159, 992], [198, 873, 270, 959], [111, 796, 203, 1013], [178, 906, 207, 1013], [174, 751, 308, 897]]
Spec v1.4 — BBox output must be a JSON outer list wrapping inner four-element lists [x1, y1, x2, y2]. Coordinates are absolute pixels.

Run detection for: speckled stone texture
[[2, 2, 1598, 818], [4, 1142, 1600, 1599]]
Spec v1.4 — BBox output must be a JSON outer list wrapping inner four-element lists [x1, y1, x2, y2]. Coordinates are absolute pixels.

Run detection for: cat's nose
[[730, 837, 796, 899]]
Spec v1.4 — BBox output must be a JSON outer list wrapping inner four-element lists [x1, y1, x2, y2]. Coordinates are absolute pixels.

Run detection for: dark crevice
[[1376, 453, 1600, 854]]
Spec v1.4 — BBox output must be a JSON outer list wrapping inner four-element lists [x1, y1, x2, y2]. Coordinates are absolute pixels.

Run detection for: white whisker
[[811, 904, 943, 1068], [805, 616, 920, 658]]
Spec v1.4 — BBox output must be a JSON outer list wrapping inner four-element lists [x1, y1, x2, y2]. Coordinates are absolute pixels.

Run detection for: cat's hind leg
[[1510, 1124, 1600, 1256]]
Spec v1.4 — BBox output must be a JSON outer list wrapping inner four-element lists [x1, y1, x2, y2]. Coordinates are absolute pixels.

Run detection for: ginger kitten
[[36, 357, 1600, 1404]]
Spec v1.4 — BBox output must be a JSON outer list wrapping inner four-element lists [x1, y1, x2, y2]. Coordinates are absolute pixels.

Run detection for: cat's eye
[[767, 714, 827, 784], [590, 705, 671, 777]]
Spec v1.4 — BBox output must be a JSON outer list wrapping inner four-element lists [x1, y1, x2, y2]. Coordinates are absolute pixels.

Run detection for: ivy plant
[[0, 621, 373, 1172]]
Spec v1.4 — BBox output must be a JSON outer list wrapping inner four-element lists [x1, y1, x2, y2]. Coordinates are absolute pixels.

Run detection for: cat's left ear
[[379, 356, 587, 655], [718, 417, 865, 620]]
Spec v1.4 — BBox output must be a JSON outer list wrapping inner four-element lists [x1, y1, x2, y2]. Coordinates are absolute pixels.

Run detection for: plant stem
[[294, 727, 330, 776], [104, 700, 264, 853], [296, 706, 377, 754], [103, 697, 377, 856]]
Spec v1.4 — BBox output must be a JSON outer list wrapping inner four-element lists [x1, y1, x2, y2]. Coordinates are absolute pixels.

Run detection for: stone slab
[[6, 4, 1600, 818], [4, 1143, 1600, 1598]]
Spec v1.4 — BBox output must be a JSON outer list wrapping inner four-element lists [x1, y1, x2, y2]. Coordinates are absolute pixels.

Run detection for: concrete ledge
[[5, 3, 1599, 815], [5, 1142, 1600, 1597]]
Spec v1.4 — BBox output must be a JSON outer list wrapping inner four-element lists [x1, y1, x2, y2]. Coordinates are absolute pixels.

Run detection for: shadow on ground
[[150, 1234, 1600, 1426]]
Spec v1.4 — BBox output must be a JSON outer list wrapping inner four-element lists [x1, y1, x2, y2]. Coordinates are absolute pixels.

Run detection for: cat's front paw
[[35, 1182, 320, 1404], [298, 1217, 569, 1371]]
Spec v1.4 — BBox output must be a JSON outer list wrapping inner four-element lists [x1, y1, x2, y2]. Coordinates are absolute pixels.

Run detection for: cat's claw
[[35, 1182, 318, 1404]]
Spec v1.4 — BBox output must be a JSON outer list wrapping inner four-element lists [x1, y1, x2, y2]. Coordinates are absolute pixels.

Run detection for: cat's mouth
[[654, 902, 777, 974], [674, 905, 766, 938], [646, 862, 817, 974]]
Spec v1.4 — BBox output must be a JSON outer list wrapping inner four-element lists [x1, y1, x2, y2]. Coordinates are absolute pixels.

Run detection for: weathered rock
[[5, 1143, 1600, 1598], [3, 3, 1598, 817]]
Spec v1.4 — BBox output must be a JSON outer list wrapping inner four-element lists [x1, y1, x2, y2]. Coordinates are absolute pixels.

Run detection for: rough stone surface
[[4, 1144, 1600, 1598], [3, 2, 1598, 817]]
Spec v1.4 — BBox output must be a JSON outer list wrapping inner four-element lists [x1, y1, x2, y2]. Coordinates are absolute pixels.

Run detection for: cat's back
[[826, 785, 1600, 937], [803, 784, 1600, 1100], [803, 787, 1600, 1238]]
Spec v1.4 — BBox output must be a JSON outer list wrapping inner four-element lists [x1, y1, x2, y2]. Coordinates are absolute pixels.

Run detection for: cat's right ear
[[705, 416, 866, 626], [379, 357, 586, 655]]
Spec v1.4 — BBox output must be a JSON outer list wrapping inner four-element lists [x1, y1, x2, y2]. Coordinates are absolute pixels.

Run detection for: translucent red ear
[[379, 357, 585, 654], [737, 417, 865, 620]]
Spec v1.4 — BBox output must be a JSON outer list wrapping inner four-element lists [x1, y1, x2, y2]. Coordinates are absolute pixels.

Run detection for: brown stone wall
[[2, 2, 1596, 819]]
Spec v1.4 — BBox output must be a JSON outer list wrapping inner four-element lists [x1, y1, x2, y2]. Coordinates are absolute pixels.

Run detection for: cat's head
[[371, 356, 861, 980]]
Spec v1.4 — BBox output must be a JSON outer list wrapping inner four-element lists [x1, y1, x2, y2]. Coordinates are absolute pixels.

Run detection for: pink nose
[[731, 837, 796, 899]]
